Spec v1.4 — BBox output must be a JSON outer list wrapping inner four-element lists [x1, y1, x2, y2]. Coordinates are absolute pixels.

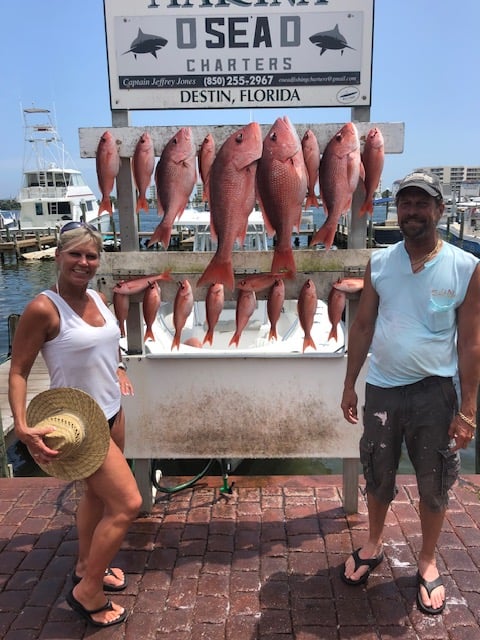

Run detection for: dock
[[0, 355, 49, 451], [1, 472, 480, 637], [0, 229, 58, 262]]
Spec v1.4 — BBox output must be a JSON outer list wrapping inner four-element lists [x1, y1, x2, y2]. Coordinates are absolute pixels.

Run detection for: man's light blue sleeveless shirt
[[367, 241, 478, 387]]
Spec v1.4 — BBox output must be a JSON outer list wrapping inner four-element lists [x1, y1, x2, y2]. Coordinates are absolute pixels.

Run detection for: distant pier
[[0, 228, 58, 262]]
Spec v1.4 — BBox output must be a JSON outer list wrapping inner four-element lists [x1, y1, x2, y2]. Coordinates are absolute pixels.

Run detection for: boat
[[438, 220, 480, 258], [168, 208, 269, 252], [16, 107, 110, 231], [145, 295, 344, 356], [0, 210, 19, 230]]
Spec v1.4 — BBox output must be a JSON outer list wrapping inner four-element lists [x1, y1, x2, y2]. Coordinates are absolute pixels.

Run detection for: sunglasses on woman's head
[[60, 221, 97, 234]]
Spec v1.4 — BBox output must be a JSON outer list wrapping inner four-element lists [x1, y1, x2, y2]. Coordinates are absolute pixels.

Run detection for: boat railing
[[19, 186, 68, 200]]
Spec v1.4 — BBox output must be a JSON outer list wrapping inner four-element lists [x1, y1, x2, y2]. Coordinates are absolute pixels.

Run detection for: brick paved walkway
[[2, 474, 480, 639]]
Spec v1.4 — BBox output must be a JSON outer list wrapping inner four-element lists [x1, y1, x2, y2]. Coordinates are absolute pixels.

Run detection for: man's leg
[[417, 500, 446, 611], [343, 492, 389, 581]]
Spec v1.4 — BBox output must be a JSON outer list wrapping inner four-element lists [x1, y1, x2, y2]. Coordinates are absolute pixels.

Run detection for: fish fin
[[303, 336, 317, 353], [229, 332, 240, 347], [309, 224, 336, 250], [160, 268, 174, 282], [136, 197, 150, 214], [271, 248, 297, 277], [147, 222, 172, 249], [358, 199, 374, 216], [268, 327, 278, 341], [203, 329, 214, 346], [328, 325, 338, 341], [98, 198, 113, 215], [305, 194, 320, 209], [198, 256, 235, 291], [144, 328, 155, 341]]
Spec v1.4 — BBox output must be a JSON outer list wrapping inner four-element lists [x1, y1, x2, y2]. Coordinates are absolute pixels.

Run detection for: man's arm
[[341, 261, 379, 423]]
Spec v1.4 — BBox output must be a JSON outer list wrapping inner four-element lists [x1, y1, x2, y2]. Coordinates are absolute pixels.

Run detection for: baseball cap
[[396, 171, 443, 200]]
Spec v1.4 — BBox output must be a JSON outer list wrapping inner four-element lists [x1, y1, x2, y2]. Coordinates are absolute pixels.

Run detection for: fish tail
[[309, 224, 336, 250], [197, 256, 235, 291], [98, 197, 113, 215], [358, 199, 373, 216], [305, 193, 320, 209], [147, 222, 172, 249], [303, 335, 317, 353], [229, 332, 240, 347], [328, 325, 338, 342], [136, 197, 150, 214], [268, 326, 278, 341], [203, 329, 214, 346], [271, 248, 297, 277], [144, 328, 155, 341]]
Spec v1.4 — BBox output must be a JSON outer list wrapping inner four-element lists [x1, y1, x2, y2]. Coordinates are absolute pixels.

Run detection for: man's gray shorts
[[360, 376, 460, 512]]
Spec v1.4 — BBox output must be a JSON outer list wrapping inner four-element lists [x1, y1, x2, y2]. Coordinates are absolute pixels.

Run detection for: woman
[[8, 222, 142, 627]]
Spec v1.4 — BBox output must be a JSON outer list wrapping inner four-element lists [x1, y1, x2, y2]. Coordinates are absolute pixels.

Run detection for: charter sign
[[103, 0, 374, 110]]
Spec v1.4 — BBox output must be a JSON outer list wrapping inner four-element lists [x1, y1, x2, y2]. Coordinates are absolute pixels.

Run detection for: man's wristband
[[117, 362, 127, 372], [458, 412, 476, 429]]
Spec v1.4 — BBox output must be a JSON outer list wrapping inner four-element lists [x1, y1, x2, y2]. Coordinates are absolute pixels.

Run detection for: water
[[2, 205, 476, 474], [0, 256, 56, 363]]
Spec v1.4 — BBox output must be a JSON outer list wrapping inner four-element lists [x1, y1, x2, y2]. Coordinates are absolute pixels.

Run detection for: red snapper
[[310, 122, 361, 250]]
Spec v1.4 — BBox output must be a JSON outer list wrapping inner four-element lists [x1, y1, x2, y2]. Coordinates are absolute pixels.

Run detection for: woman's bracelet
[[458, 412, 477, 429]]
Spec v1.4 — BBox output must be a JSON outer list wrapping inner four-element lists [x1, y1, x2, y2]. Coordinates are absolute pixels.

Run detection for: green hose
[[150, 458, 215, 494]]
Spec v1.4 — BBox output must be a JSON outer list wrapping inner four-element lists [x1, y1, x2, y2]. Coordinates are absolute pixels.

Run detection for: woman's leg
[[71, 439, 142, 624], [75, 409, 128, 589]]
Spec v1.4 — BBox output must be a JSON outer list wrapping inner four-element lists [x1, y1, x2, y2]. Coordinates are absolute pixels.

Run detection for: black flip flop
[[66, 589, 128, 627], [416, 571, 445, 615], [341, 548, 384, 585], [72, 567, 127, 592]]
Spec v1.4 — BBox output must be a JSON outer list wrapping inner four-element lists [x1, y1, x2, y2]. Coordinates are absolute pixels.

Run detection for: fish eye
[[235, 133, 244, 143], [270, 132, 277, 142]]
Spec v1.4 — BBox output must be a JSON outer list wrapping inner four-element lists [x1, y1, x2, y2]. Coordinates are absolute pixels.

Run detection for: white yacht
[[17, 106, 110, 230]]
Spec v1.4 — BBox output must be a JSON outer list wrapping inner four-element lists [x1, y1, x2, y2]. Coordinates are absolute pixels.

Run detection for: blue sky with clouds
[[0, 0, 478, 199]]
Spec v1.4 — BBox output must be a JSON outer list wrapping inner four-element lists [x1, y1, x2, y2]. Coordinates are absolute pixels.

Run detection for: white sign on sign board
[[103, 0, 374, 111]]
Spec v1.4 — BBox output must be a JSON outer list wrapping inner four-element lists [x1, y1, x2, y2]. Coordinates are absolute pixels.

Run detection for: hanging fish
[[203, 283, 224, 346], [198, 133, 215, 203], [148, 127, 197, 249], [359, 127, 385, 216], [301, 129, 321, 209], [96, 131, 120, 215], [297, 279, 318, 352], [229, 289, 256, 348], [267, 279, 285, 341], [172, 280, 194, 350], [256, 116, 307, 276], [197, 123, 263, 291], [132, 131, 155, 214], [309, 122, 361, 250], [142, 282, 161, 342]]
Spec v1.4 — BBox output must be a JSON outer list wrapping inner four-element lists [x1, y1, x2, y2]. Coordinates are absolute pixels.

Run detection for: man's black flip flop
[[416, 572, 446, 615], [341, 548, 384, 585]]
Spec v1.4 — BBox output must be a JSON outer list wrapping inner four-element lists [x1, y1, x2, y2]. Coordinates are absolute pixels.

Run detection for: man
[[340, 171, 480, 615]]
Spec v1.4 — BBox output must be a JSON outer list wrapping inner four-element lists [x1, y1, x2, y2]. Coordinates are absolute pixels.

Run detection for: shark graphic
[[123, 28, 168, 59], [309, 24, 354, 56]]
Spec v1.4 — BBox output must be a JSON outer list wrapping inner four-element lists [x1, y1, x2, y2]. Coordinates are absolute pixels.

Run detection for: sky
[[0, 0, 479, 200]]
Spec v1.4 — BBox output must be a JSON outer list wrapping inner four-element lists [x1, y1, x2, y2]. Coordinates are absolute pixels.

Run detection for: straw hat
[[26, 388, 110, 481]]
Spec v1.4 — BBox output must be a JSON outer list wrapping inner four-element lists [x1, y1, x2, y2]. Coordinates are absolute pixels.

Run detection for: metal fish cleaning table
[[80, 118, 404, 513]]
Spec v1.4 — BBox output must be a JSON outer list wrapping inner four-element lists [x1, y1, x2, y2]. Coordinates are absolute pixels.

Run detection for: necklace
[[409, 238, 442, 273]]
